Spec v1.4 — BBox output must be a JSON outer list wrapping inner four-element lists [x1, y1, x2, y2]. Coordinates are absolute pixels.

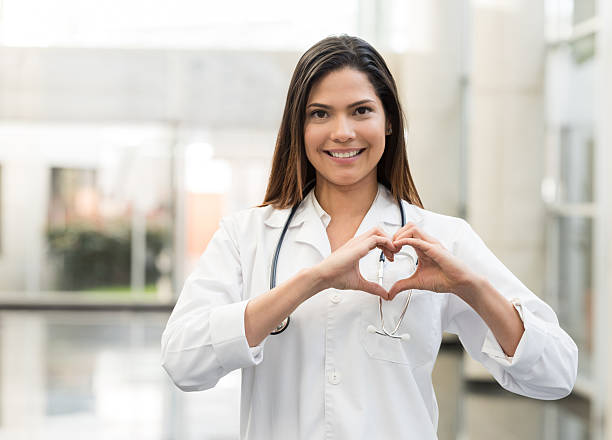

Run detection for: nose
[[330, 115, 355, 143]]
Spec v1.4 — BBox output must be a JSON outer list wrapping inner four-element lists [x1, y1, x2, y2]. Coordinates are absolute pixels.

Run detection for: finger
[[360, 279, 390, 301], [392, 222, 425, 241], [393, 224, 424, 244], [394, 224, 441, 246], [364, 226, 389, 239], [383, 249, 395, 261], [373, 246, 394, 261], [412, 228, 441, 246], [393, 237, 434, 256], [393, 225, 419, 241], [388, 278, 416, 300], [365, 227, 399, 248], [367, 235, 397, 254], [373, 238, 397, 260], [350, 235, 395, 262], [392, 222, 415, 241]]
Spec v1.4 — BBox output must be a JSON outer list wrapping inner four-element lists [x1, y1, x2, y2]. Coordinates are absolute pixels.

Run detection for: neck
[[314, 174, 379, 220]]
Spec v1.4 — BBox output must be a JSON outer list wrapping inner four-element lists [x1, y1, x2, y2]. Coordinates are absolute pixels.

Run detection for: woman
[[161, 35, 577, 439]]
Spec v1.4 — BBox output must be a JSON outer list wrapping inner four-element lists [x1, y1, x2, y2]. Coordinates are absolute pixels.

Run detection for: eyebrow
[[306, 99, 375, 110]]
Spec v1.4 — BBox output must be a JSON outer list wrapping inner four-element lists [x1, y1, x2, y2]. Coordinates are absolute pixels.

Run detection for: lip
[[323, 148, 366, 164]]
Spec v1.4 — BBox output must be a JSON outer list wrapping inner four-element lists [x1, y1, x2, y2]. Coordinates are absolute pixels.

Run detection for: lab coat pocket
[[359, 291, 436, 369]]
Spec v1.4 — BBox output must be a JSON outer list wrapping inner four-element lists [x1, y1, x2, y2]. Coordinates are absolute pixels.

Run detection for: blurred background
[[0, 0, 610, 439]]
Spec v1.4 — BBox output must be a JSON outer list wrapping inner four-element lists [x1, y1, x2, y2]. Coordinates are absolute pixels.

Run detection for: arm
[[445, 219, 578, 399], [453, 275, 524, 357], [161, 216, 255, 391], [389, 218, 578, 400], [162, 218, 397, 391], [246, 225, 397, 347], [245, 268, 326, 347]]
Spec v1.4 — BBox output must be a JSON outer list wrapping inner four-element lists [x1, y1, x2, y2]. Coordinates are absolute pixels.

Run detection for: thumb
[[388, 278, 416, 300], [359, 279, 390, 301]]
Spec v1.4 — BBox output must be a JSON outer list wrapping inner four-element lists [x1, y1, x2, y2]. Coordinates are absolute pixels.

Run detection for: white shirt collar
[[309, 184, 384, 230], [310, 190, 331, 229]]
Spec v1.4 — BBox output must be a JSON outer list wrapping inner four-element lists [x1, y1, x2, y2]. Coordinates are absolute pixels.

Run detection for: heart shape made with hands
[[361, 241, 419, 294]]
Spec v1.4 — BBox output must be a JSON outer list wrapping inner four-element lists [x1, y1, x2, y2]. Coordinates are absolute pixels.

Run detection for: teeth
[[329, 149, 361, 158]]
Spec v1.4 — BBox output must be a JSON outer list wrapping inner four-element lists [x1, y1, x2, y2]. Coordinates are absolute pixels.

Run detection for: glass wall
[[544, 1, 602, 437], [0, 125, 175, 300], [544, 0, 597, 381]]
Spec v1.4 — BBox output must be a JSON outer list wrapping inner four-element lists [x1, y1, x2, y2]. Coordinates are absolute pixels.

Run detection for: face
[[304, 67, 391, 189]]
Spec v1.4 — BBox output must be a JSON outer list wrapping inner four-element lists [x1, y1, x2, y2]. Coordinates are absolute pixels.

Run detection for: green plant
[[46, 222, 170, 291]]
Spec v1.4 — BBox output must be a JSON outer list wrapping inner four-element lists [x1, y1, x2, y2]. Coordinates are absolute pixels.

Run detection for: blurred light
[[386, 0, 432, 53], [185, 141, 213, 161], [541, 177, 558, 203], [185, 142, 231, 194], [471, 0, 520, 11], [0, 0, 358, 50], [545, 0, 574, 42]]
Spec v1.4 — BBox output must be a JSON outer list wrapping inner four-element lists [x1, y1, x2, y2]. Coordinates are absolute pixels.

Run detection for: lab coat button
[[328, 370, 342, 385], [331, 293, 342, 304]]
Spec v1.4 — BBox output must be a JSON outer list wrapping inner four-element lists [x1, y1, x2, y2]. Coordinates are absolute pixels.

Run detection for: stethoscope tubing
[[269, 180, 315, 334], [269, 181, 409, 336]]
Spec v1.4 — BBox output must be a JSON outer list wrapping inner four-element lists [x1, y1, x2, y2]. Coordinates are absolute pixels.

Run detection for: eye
[[310, 109, 327, 119], [355, 106, 373, 115]]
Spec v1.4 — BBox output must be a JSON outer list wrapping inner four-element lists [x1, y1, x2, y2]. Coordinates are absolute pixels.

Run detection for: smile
[[325, 149, 366, 158]]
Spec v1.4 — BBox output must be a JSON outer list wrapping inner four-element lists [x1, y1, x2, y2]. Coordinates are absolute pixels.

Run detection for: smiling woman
[[161, 34, 578, 440]]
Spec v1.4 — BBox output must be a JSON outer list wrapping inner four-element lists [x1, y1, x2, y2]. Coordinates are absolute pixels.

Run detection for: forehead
[[307, 68, 380, 106]]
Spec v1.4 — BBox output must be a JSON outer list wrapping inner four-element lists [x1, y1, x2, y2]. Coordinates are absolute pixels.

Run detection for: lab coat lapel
[[293, 194, 331, 260], [354, 183, 424, 236]]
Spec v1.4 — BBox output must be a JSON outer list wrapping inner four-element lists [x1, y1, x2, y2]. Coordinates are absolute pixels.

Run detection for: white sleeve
[[161, 216, 264, 392], [443, 219, 578, 400]]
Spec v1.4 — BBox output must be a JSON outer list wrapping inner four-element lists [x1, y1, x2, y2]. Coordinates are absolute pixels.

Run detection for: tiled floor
[[0, 310, 589, 440]]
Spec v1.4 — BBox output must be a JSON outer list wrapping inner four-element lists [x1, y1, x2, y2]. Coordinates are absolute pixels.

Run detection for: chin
[[320, 172, 371, 188]]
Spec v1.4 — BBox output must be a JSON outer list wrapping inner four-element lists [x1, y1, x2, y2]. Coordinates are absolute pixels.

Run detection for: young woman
[[161, 35, 578, 439]]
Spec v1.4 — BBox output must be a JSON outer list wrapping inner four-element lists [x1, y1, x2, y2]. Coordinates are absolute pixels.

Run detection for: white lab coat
[[161, 182, 578, 440]]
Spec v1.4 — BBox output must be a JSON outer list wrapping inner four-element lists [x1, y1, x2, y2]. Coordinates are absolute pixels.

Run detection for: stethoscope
[[269, 180, 417, 341]]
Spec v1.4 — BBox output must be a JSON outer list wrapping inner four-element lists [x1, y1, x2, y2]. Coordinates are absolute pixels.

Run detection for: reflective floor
[[0, 310, 589, 440]]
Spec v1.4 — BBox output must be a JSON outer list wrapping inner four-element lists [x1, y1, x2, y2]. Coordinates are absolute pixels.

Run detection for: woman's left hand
[[387, 222, 481, 300]]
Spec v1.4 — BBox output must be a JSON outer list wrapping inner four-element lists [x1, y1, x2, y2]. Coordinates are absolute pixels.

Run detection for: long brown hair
[[259, 34, 423, 209]]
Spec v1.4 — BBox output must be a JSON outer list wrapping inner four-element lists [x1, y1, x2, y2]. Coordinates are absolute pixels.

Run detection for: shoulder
[[408, 205, 493, 258], [404, 202, 467, 232], [401, 202, 470, 249]]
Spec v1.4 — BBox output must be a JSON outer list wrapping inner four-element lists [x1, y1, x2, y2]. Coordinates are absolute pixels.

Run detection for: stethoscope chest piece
[[270, 316, 290, 335]]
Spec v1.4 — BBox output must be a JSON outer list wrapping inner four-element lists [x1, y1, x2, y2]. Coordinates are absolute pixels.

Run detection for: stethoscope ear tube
[[269, 180, 316, 335]]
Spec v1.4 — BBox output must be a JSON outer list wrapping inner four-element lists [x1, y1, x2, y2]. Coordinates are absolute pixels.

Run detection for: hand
[[314, 227, 398, 300], [388, 222, 480, 300]]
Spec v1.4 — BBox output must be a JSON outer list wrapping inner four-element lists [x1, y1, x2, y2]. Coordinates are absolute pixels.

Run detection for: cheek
[[363, 120, 386, 146], [304, 125, 325, 155]]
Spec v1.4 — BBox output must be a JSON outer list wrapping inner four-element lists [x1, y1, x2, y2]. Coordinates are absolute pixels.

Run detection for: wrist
[[303, 265, 331, 295], [453, 273, 488, 305]]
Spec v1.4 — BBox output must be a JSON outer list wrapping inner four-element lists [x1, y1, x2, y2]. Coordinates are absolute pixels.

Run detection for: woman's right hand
[[313, 227, 397, 300]]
